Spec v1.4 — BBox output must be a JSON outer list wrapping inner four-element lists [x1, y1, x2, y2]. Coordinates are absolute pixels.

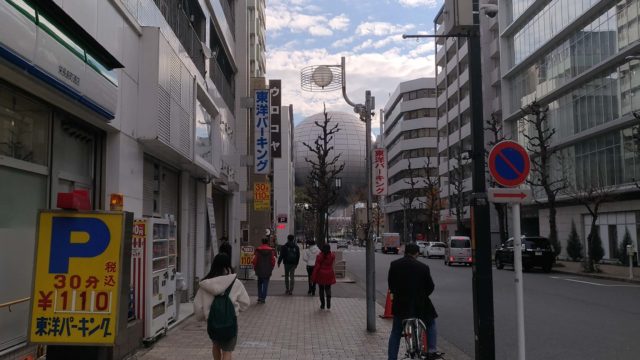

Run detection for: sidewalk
[[554, 260, 640, 283], [131, 283, 470, 360]]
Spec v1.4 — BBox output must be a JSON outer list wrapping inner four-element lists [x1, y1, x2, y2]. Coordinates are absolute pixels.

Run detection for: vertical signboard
[[269, 80, 282, 158], [373, 148, 388, 195], [30, 211, 126, 345], [239, 246, 255, 269], [255, 89, 270, 174], [254, 182, 271, 211]]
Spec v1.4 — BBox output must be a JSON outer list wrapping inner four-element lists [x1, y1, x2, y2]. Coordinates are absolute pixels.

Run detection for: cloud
[[332, 36, 355, 48], [266, 1, 349, 37], [355, 21, 415, 37], [398, 0, 439, 7], [328, 14, 350, 30]]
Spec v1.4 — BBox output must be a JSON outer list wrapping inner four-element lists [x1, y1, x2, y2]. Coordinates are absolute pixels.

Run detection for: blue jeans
[[257, 277, 270, 300], [388, 316, 437, 360]]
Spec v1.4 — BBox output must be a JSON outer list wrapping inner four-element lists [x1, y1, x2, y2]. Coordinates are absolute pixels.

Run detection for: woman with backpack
[[194, 253, 250, 360], [312, 244, 336, 310]]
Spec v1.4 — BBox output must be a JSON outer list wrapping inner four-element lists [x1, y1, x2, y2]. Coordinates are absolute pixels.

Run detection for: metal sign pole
[[512, 203, 526, 360]]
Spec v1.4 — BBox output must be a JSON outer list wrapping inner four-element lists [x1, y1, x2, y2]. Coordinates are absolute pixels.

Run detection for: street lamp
[[301, 57, 377, 332]]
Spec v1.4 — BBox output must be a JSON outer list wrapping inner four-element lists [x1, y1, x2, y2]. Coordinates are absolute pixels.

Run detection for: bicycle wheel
[[402, 318, 428, 359]]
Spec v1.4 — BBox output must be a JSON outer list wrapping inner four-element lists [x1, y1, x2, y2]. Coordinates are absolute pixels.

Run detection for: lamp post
[[301, 57, 377, 332]]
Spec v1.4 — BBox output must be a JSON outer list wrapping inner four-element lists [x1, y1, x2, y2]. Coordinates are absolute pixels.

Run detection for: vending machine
[[131, 217, 178, 341]]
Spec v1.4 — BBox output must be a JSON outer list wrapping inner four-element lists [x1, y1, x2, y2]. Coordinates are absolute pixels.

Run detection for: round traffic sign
[[488, 141, 530, 187]]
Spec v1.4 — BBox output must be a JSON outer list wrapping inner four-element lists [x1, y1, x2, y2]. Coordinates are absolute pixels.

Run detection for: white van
[[444, 236, 472, 266]]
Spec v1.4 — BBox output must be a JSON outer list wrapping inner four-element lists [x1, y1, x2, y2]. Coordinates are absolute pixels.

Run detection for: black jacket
[[278, 241, 300, 266], [388, 255, 437, 321]]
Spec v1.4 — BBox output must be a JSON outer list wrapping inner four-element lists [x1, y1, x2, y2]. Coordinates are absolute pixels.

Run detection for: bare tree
[[521, 100, 566, 258], [564, 172, 613, 272], [400, 159, 424, 242], [485, 114, 509, 243], [421, 156, 440, 242], [449, 148, 469, 235], [302, 105, 345, 247]]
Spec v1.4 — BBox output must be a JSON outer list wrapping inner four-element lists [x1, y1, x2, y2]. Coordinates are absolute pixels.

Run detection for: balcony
[[489, 39, 500, 59], [490, 67, 500, 86], [210, 60, 235, 113], [153, 0, 206, 77], [219, 0, 235, 38]]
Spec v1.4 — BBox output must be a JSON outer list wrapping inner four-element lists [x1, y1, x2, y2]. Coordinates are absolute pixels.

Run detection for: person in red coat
[[311, 244, 336, 310]]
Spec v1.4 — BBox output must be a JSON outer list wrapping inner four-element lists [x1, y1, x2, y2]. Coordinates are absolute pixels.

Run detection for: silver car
[[424, 242, 446, 258]]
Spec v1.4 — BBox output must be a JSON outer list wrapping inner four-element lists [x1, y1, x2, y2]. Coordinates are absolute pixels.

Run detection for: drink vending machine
[[131, 217, 178, 341]]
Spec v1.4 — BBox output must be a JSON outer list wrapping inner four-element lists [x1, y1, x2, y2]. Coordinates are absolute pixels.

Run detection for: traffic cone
[[379, 289, 393, 318]]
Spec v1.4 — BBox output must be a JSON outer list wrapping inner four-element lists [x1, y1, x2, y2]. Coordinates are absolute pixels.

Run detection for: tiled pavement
[[131, 291, 470, 360]]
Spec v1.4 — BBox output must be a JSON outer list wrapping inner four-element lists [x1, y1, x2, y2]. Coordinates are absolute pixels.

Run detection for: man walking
[[252, 237, 276, 303], [278, 234, 300, 295], [387, 243, 441, 360]]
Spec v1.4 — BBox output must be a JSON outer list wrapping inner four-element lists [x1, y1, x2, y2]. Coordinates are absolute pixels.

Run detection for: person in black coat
[[387, 243, 440, 360]]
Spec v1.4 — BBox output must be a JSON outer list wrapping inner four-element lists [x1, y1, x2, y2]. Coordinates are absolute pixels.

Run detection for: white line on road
[[550, 276, 640, 288]]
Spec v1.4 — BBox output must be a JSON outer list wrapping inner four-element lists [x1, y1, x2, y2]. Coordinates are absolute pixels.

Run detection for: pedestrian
[[302, 240, 321, 296], [387, 243, 441, 360], [251, 237, 276, 303], [219, 236, 232, 258], [311, 244, 336, 310], [194, 253, 250, 360], [278, 234, 301, 295]]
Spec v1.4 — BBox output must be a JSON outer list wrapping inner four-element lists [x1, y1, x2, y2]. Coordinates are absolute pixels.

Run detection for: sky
[[265, 0, 443, 134]]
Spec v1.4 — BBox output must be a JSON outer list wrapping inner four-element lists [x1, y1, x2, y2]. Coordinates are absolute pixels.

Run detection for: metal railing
[[153, 0, 206, 76], [210, 61, 235, 113], [0, 297, 30, 312]]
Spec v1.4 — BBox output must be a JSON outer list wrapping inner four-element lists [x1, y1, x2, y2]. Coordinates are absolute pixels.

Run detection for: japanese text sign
[[269, 80, 282, 158], [373, 148, 388, 196], [255, 89, 271, 174], [240, 246, 255, 269], [30, 211, 126, 345], [254, 182, 271, 211]]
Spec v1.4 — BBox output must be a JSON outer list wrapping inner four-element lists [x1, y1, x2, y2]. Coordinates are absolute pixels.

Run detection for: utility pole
[[403, 0, 496, 358]]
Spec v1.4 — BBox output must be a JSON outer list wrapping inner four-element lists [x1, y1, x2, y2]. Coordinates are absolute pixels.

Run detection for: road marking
[[550, 276, 640, 288]]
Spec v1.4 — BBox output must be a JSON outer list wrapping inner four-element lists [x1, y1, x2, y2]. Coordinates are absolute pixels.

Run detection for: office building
[[499, 0, 640, 260]]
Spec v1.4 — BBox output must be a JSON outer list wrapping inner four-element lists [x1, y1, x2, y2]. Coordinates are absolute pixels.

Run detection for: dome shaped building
[[294, 111, 366, 203]]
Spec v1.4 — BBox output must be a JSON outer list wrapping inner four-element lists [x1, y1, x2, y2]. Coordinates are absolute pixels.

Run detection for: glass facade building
[[501, 0, 640, 260]]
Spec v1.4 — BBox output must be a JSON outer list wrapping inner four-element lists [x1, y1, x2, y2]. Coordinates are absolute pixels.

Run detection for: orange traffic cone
[[380, 289, 393, 318]]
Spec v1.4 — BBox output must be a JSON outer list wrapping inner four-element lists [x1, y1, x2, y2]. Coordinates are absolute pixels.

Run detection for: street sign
[[277, 214, 287, 223], [488, 140, 530, 188], [30, 211, 127, 345], [488, 188, 532, 203], [239, 246, 255, 269]]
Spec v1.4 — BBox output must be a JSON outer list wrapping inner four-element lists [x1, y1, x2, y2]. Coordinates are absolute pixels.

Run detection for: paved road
[[343, 247, 640, 360]]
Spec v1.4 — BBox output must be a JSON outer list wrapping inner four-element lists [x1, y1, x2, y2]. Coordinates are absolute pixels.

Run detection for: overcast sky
[[265, 0, 443, 134]]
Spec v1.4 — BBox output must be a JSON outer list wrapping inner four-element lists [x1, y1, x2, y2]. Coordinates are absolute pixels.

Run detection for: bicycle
[[402, 318, 445, 360]]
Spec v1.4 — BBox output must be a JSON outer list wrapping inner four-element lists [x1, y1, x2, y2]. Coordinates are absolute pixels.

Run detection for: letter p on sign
[[49, 217, 110, 273]]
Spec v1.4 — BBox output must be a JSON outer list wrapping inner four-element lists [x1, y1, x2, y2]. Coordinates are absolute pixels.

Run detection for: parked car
[[495, 236, 555, 272], [444, 236, 472, 266], [416, 241, 428, 256], [337, 239, 349, 249], [424, 242, 446, 258]]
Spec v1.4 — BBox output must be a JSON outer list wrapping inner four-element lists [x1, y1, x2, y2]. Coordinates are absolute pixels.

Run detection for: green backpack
[[207, 279, 237, 342]]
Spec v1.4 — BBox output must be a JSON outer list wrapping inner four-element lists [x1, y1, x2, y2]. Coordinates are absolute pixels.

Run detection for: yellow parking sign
[[29, 211, 127, 345]]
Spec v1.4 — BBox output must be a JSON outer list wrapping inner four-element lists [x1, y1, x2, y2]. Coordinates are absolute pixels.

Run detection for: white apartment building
[[434, 8, 473, 238], [382, 78, 439, 242], [0, 0, 262, 358]]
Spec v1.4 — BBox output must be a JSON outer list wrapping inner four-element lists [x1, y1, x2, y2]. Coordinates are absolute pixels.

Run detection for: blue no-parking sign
[[488, 141, 530, 188]]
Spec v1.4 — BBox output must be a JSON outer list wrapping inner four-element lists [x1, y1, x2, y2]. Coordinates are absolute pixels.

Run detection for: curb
[[552, 269, 640, 284]]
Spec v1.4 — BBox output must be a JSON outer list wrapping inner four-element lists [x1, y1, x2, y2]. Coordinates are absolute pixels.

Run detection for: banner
[[30, 211, 126, 345], [269, 80, 282, 158], [254, 182, 271, 211], [373, 148, 388, 195], [255, 89, 270, 174]]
